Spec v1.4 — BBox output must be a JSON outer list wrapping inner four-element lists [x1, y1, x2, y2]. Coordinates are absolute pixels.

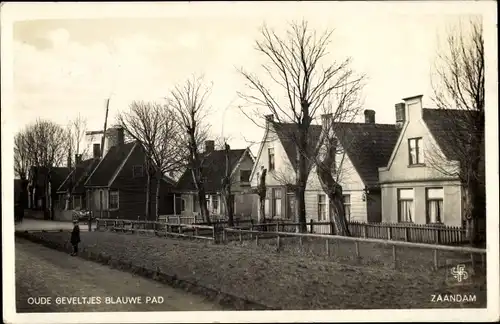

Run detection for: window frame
[[426, 187, 444, 224], [397, 188, 414, 223], [318, 194, 327, 221], [132, 164, 144, 178], [268, 147, 275, 171], [343, 194, 351, 222], [240, 170, 251, 183], [109, 190, 119, 211], [408, 137, 424, 165], [273, 188, 282, 218]]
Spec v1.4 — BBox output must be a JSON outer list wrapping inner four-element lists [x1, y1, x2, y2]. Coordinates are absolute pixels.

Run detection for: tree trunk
[[197, 187, 210, 224], [463, 183, 484, 247], [328, 190, 351, 236], [316, 137, 351, 236], [226, 193, 234, 227], [294, 186, 306, 232], [145, 167, 152, 221], [155, 174, 161, 221]]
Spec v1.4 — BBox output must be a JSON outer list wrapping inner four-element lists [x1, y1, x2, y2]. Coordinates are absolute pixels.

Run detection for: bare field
[[16, 230, 487, 310]]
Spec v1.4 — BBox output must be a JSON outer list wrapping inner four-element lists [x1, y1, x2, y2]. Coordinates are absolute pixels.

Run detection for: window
[[398, 188, 414, 222], [273, 188, 282, 217], [240, 170, 251, 183], [132, 165, 144, 177], [109, 190, 119, 210], [426, 188, 444, 223], [181, 198, 186, 212], [268, 147, 275, 171], [343, 195, 351, 221], [408, 138, 424, 165], [318, 194, 327, 221], [264, 189, 271, 217], [211, 195, 219, 214]]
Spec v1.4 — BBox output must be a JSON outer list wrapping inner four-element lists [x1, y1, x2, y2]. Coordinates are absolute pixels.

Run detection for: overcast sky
[[8, 2, 494, 155]]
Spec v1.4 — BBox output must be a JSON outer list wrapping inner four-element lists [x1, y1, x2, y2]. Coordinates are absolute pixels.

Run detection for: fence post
[[355, 241, 360, 260], [276, 221, 279, 232], [363, 224, 367, 238], [239, 231, 243, 243], [404, 227, 409, 242], [433, 249, 439, 271], [435, 228, 441, 245], [177, 215, 181, 225], [222, 228, 227, 243], [310, 219, 314, 233], [299, 236, 303, 248], [387, 226, 392, 240], [325, 239, 330, 257], [330, 221, 335, 235], [255, 233, 259, 246], [470, 253, 476, 272], [178, 225, 182, 234], [276, 234, 280, 252], [195, 227, 199, 237], [392, 245, 397, 269]]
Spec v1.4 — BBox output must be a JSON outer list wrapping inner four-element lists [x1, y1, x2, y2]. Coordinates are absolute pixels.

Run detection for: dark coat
[[70, 225, 80, 244]]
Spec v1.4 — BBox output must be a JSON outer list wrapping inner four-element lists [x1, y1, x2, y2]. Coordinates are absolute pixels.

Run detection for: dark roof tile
[[84, 142, 136, 187], [176, 149, 247, 192]]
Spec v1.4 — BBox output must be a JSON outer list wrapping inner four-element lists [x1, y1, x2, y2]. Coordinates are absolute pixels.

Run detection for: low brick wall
[[53, 209, 74, 222]]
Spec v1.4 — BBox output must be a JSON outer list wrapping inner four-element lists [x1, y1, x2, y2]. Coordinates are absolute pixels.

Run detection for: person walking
[[70, 220, 81, 256]]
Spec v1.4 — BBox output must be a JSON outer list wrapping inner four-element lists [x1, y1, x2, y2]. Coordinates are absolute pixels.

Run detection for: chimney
[[205, 140, 215, 153], [364, 110, 376, 124], [264, 114, 274, 128], [395, 103, 406, 127], [116, 126, 124, 146], [93, 143, 101, 159], [75, 154, 82, 165]]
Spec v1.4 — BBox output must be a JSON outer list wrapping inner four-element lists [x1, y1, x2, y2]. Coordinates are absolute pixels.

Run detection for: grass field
[[17, 230, 487, 310]]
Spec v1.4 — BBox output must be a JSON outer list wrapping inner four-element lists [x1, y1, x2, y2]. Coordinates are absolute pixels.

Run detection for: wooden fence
[[251, 220, 469, 245], [222, 227, 486, 272], [95, 218, 217, 242]]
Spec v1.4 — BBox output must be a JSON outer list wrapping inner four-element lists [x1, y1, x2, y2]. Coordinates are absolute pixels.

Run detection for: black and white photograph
[[2, 1, 498, 323]]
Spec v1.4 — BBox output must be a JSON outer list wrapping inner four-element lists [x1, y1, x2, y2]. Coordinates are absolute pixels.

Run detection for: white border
[[2, 1, 498, 323]]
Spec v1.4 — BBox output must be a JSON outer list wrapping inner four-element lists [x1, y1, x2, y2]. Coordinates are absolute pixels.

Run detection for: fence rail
[[222, 227, 486, 272], [251, 220, 470, 245], [95, 218, 217, 241]]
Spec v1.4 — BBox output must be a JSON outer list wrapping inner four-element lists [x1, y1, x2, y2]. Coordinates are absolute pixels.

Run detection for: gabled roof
[[270, 121, 401, 187], [84, 142, 136, 187], [176, 148, 248, 192], [57, 158, 100, 194], [272, 122, 323, 170], [334, 123, 401, 187], [422, 108, 482, 161]]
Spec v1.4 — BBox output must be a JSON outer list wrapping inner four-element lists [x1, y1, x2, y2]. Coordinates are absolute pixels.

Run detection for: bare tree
[[168, 75, 212, 224], [430, 18, 485, 245], [238, 20, 365, 232], [67, 113, 90, 164], [117, 101, 185, 221], [23, 119, 69, 219], [14, 130, 30, 180]]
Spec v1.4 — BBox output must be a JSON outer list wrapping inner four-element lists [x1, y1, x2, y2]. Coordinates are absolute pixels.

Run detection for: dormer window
[[132, 165, 144, 177], [408, 137, 424, 165]]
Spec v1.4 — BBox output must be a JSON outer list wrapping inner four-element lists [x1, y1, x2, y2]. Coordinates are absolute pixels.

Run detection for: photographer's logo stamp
[[450, 264, 469, 283]]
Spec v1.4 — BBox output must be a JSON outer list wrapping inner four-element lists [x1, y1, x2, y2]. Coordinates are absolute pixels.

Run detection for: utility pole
[[100, 98, 110, 158]]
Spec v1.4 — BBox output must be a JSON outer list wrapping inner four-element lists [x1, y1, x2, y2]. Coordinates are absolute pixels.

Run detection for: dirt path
[[15, 238, 225, 313]]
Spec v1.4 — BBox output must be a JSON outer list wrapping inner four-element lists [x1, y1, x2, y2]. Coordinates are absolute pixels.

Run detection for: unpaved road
[[15, 238, 225, 312]]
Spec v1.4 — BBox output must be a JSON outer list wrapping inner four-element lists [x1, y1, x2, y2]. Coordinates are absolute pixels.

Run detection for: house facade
[[249, 113, 401, 225], [175, 140, 256, 220], [378, 95, 465, 227], [56, 153, 100, 211], [84, 126, 176, 221]]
